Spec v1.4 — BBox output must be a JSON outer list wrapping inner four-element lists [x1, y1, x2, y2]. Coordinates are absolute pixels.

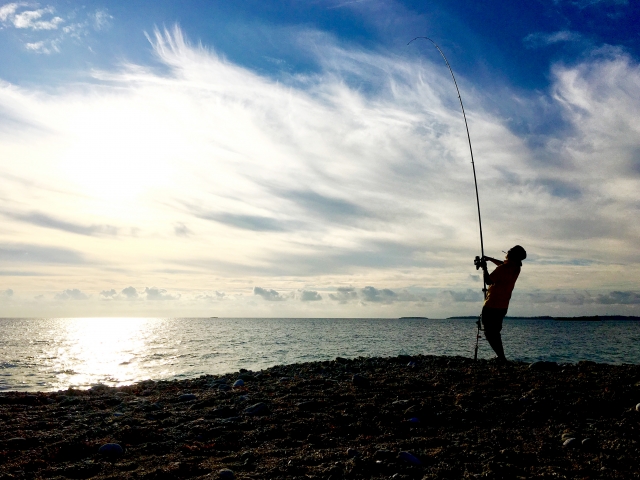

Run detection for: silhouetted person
[[481, 245, 527, 363]]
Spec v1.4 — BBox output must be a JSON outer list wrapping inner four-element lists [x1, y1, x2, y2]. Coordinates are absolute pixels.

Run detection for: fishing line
[[408, 37, 486, 360]]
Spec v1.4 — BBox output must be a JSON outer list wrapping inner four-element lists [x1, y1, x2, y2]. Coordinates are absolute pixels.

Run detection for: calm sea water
[[1, 317, 639, 392]]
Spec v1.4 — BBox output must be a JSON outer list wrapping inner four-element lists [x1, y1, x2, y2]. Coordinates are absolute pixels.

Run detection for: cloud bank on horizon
[[0, 0, 639, 317]]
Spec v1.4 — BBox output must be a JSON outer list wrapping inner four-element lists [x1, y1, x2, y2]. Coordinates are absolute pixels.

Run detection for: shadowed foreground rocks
[[1, 355, 639, 479]]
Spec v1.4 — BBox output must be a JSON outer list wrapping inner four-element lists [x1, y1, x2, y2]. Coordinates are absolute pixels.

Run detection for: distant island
[[447, 315, 640, 321]]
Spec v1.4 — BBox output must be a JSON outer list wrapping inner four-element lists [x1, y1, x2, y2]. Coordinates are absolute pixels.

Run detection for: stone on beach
[[218, 468, 234, 479], [244, 402, 268, 416], [398, 451, 421, 465], [232, 379, 244, 387], [178, 393, 197, 402], [3, 437, 28, 450], [529, 361, 559, 371], [352, 373, 369, 387], [98, 443, 124, 457]]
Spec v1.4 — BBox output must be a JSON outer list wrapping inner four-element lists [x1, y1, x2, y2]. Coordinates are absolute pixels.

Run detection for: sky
[[0, 0, 639, 318]]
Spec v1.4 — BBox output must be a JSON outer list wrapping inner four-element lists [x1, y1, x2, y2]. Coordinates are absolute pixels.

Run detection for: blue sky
[[0, 0, 639, 317]]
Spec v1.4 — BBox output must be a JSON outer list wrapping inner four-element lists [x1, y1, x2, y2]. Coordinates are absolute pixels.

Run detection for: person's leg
[[484, 330, 506, 361], [481, 307, 507, 361]]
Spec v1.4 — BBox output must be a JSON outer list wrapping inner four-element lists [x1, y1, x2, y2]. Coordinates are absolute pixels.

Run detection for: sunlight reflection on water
[[1, 317, 639, 391]]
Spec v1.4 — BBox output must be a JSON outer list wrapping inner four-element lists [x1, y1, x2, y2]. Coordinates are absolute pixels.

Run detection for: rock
[[218, 468, 235, 479], [99, 443, 124, 457], [238, 373, 256, 381], [244, 402, 269, 416], [578, 360, 596, 368], [563, 438, 579, 448], [352, 374, 369, 387], [233, 379, 245, 387], [297, 400, 325, 412], [218, 417, 241, 424], [407, 417, 420, 423], [407, 361, 416, 367], [218, 384, 231, 391], [582, 438, 596, 450], [398, 451, 421, 465], [374, 449, 394, 460], [347, 448, 361, 457], [335, 357, 349, 364], [178, 393, 197, 402], [636, 402, 640, 412], [206, 406, 236, 418], [4, 437, 28, 450], [529, 361, 559, 371]]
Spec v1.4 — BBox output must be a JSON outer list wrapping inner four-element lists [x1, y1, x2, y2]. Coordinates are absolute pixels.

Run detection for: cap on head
[[509, 245, 527, 262]]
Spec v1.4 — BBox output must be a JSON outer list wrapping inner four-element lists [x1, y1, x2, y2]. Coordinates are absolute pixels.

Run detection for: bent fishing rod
[[407, 37, 486, 360]]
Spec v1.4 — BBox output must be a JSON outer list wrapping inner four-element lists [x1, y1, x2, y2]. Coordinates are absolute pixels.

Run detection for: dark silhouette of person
[[480, 245, 527, 363]]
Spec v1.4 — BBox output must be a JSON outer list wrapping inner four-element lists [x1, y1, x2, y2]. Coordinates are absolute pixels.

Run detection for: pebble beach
[[1, 355, 639, 479]]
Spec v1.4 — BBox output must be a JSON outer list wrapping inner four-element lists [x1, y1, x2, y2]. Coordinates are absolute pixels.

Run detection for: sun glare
[[58, 100, 177, 204], [48, 317, 156, 390]]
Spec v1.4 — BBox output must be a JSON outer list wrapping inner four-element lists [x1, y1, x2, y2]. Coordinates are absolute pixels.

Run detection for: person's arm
[[483, 256, 504, 266], [482, 264, 493, 285]]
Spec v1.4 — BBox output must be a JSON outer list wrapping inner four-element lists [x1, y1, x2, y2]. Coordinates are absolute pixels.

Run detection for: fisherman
[[480, 245, 527, 363]]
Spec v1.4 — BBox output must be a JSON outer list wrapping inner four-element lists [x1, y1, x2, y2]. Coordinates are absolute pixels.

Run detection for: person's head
[[506, 245, 527, 264]]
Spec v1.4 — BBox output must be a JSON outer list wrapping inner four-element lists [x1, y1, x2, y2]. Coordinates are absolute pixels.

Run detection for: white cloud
[[144, 287, 180, 301], [300, 290, 322, 301], [121, 286, 139, 299], [0, 2, 23, 21], [254, 287, 285, 301], [13, 7, 62, 30], [100, 288, 117, 298], [329, 287, 358, 304], [0, 4, 112, 54], [54, 288, 88, 300]]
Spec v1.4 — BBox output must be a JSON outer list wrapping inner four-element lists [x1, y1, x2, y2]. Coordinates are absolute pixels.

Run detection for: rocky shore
[[1, 355, 639, 479]]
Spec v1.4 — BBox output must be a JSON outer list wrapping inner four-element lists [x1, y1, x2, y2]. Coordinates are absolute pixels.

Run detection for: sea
[[1, 317, 639, 392]]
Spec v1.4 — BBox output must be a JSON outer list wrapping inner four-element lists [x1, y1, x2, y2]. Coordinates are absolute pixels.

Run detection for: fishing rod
[[407, 37, 486, 360]]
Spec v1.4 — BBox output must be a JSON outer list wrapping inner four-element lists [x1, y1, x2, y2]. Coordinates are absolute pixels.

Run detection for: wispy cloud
[[195, 211, 291, 232], [0, 244, 85, 264], [524, 30, 583, 49], [92, 9, 112, 31], [0, 25, 639, 316], [2, 211, 119, 236]]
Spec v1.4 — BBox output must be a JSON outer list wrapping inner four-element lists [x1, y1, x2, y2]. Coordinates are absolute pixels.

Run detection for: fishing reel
[[474, 255, 487, 271]]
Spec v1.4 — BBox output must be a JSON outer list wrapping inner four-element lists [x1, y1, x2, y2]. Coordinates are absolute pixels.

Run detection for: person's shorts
[[481, 306, 508, 333]]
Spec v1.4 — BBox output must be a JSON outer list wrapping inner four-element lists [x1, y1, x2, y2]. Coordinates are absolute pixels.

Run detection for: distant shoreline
[[446, 315, 640, 321]]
